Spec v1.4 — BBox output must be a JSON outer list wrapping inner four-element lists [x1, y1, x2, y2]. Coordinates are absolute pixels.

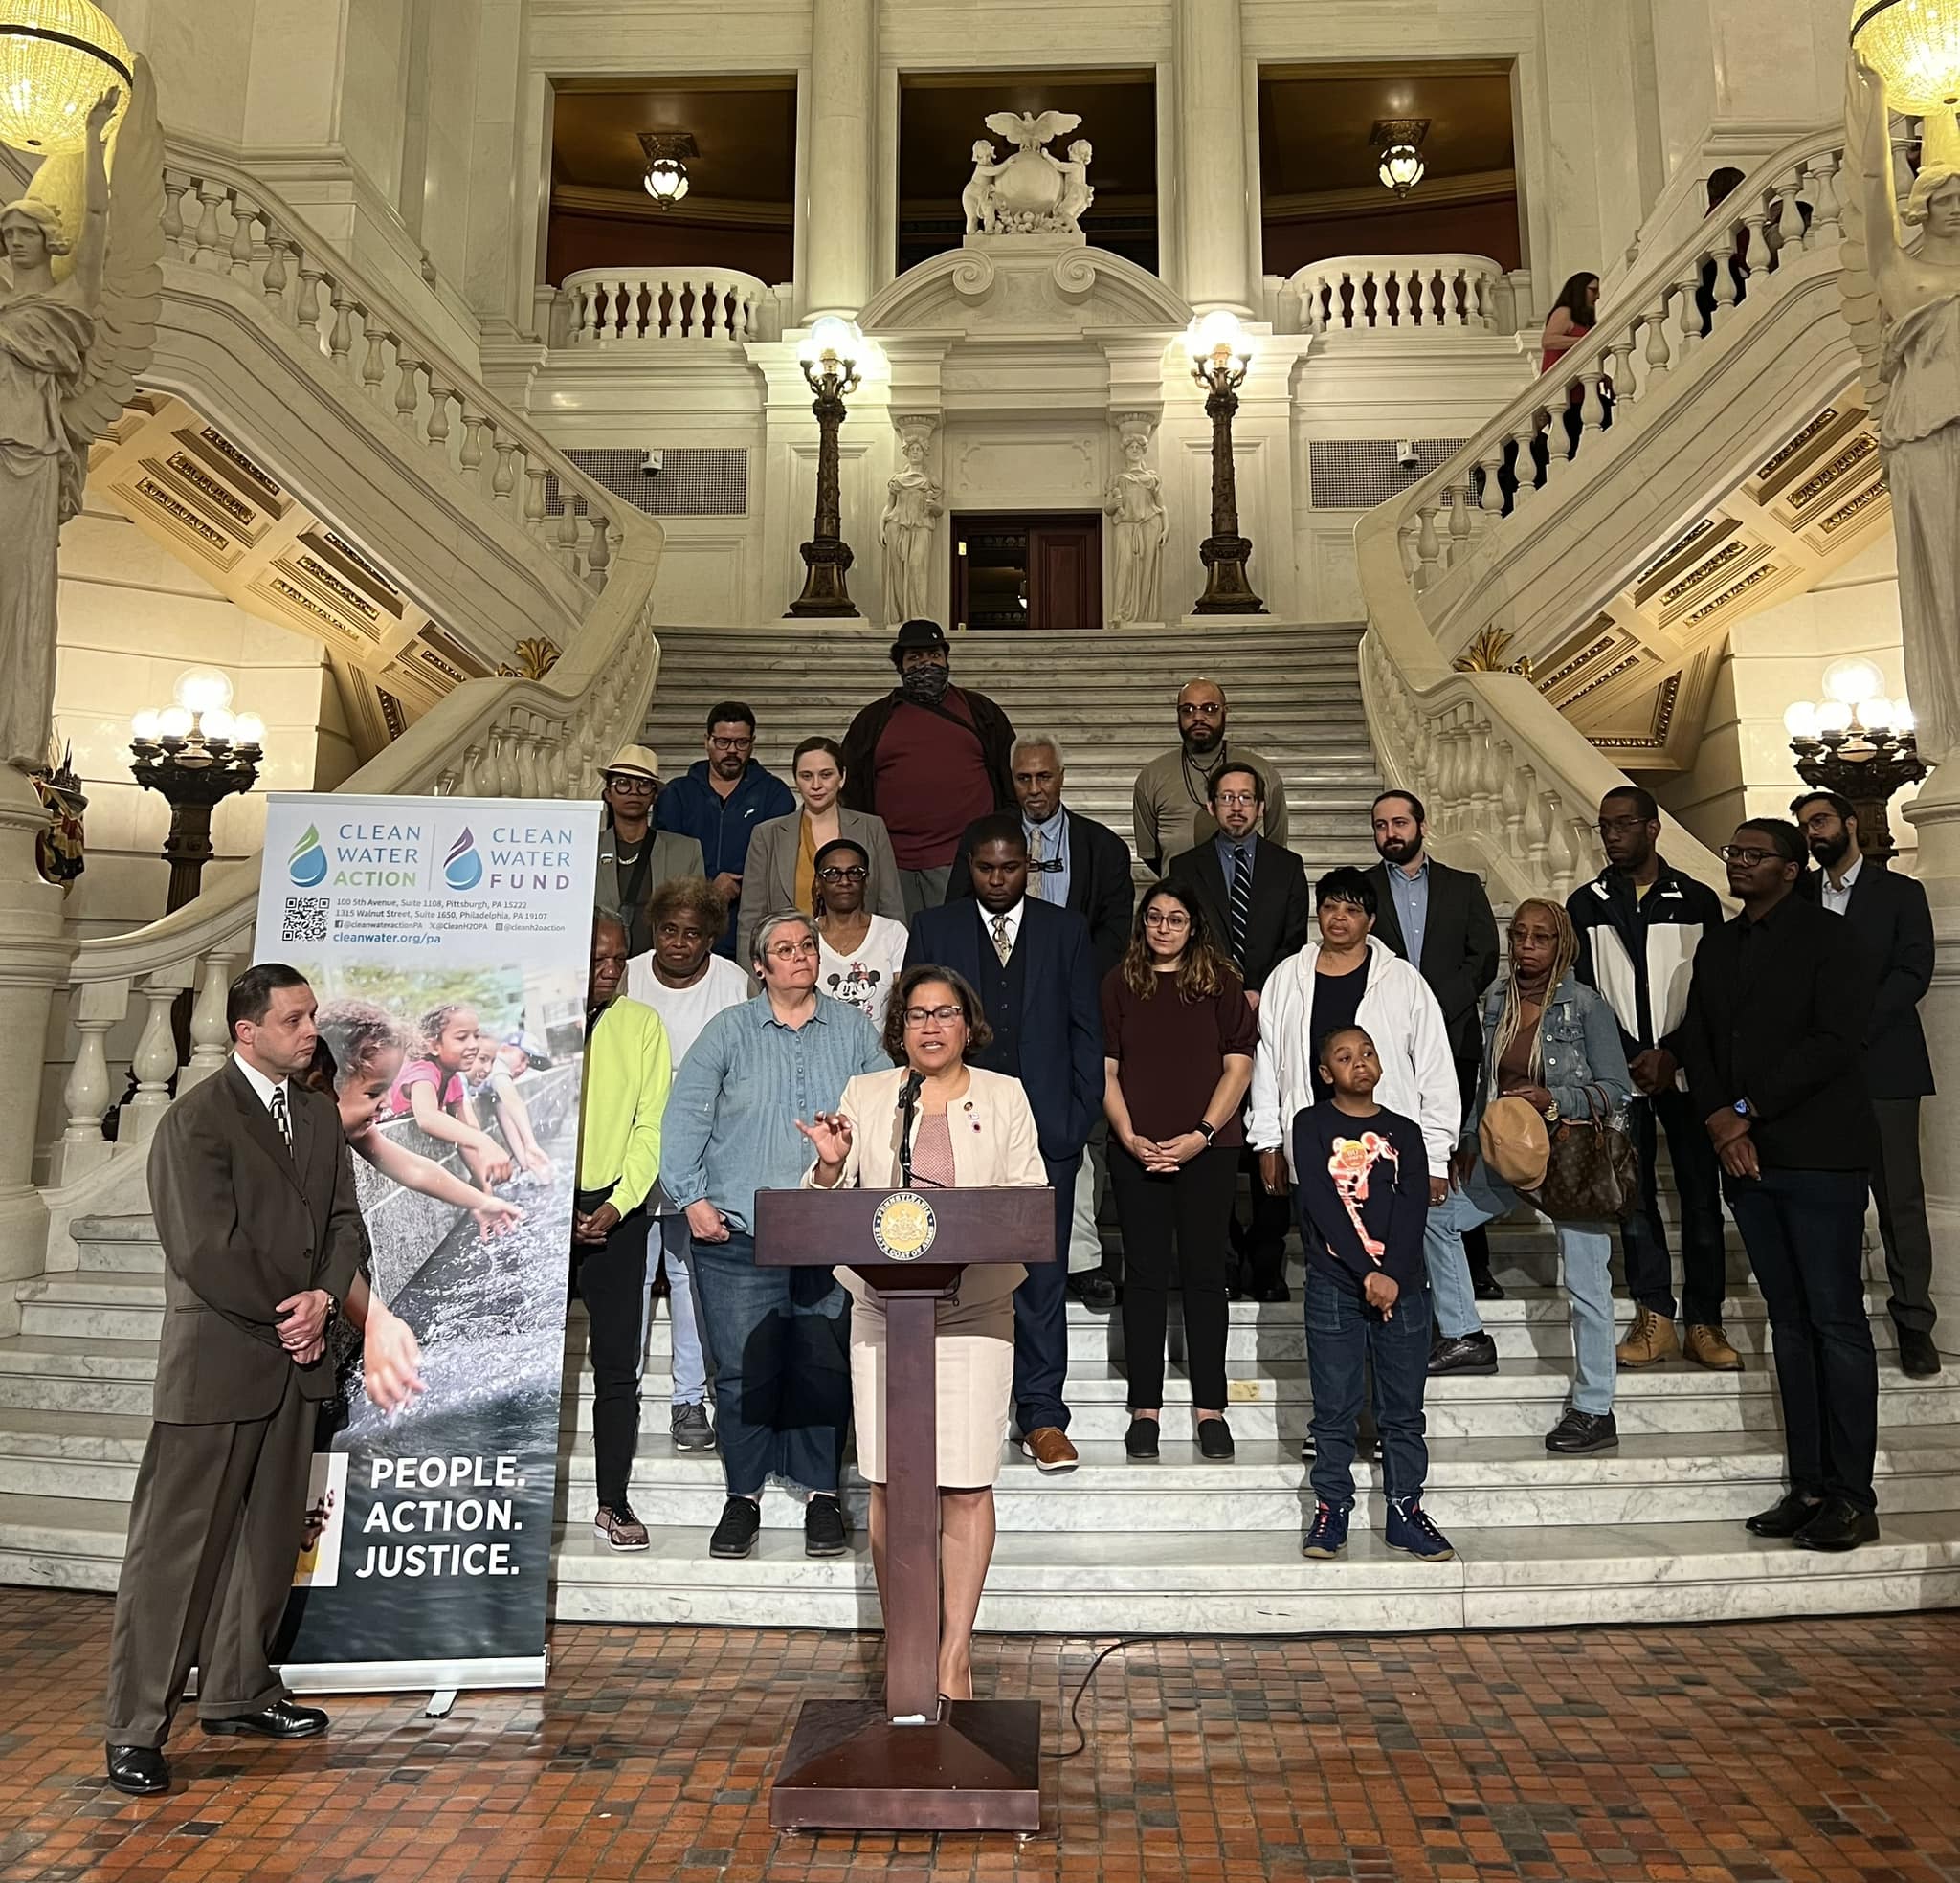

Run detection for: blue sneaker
[[1301, 1501, 1350, 1559], [1385, 1497, 1456, 1562]]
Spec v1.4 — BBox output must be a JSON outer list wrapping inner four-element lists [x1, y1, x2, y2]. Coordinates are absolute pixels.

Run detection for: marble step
[[546, 1509, 1960, 1634]]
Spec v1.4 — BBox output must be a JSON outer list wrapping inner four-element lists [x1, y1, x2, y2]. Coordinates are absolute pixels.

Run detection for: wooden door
[[951, 513, 1102, 630], [1029, 521, 1100, 631]]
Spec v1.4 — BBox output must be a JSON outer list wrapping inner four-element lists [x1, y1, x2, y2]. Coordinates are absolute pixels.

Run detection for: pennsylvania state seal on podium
[[871, 1191, 937, 1261]]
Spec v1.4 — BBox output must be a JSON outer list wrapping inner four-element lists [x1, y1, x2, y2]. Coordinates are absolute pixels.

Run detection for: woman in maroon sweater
[[1102, 880, 1257, 1461]]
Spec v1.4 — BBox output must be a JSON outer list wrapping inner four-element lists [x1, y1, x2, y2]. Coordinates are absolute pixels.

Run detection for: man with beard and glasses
[[1132, 677, 1288, 873], [841, 618, 1015, 917], [1362, 791, 1503, 1306], [1567, 786, 1735, 1373], [1792, 789, 1940, 1378]]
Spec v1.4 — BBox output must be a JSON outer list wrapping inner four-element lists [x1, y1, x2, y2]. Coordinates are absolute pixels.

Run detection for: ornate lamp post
[[129, 670, 264, 914], [1187, 311, 1265, 616], [1784, 657, 1926, 859], [786, 316, 864, 619]]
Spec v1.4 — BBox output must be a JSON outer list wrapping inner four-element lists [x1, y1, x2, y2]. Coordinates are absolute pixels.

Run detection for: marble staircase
[[638, 623, 1383, 873], [4, 1212, 1957, 1633]]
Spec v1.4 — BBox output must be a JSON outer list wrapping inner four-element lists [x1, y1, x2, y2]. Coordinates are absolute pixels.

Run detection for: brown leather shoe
[[1684, 1322, 1743, 1371], [1020, 1428, 1080, 1473], [1615, 1306, 1681, 1368]]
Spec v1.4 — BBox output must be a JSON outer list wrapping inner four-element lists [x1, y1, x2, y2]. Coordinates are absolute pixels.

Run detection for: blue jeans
[[655, 1214, 710, 1407], [1458, 1159, 1615, 1415], [686, 1230, 852, 1498], [1424, 1190, 1483, 1340], [1305, 1267, 1433, 1507]]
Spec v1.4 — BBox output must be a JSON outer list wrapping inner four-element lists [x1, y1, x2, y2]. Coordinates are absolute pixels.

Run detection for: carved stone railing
[[1274, 255, 1522, 335], [1354, 126, 1850, 902], [554, 266, 787, 346], [37, 143, 667, 1192]]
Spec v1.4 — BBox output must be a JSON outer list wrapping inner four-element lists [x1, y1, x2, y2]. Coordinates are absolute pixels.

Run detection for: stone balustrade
[[1279, 255, 1517, 335], [1355, 126, 1849, 905], [555, 267, 787, 346]]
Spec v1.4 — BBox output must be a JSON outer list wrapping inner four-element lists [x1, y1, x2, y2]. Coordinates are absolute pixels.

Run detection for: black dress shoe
[[106, 1744, 169, 1795], [1123, 1415, 1160, 1459], [202, 1699, 327, 1739], [1471, 1272, 1506, 1302], [1427, 1331, 1500, 1377], [1899, 1327, 1943, 1378], [1254, 1279, 1291, 1304], [1793, 1497, 1881, 1552], [1196, 1416, 1236, 1460], [1067, 1271, 1119, 1313], [1745, 1490, 1823, 1538], [1544, 1407, 1618, 1453]]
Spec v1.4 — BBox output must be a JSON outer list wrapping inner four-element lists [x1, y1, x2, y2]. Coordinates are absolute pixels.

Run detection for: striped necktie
[[269, 1087, 294, 1157], [1229, 846, 1252, 970]]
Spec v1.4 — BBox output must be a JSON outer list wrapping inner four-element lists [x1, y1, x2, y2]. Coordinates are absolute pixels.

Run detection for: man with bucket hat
[[596, 744, 703, 957], [840, 619, 1016, 917]]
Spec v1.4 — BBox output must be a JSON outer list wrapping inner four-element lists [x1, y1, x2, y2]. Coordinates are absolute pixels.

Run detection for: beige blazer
[[737, 805, 905, 968], [804, 1064, 1049, 1307]]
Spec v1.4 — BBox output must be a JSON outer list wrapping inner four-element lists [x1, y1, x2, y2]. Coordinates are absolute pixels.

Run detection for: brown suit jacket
[[146, 1058, 367, 1424]]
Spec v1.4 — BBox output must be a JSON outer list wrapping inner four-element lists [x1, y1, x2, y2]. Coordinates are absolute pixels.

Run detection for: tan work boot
[[1616, 1306, 1681, 1368], [1685, 1322, 1743, 1371]]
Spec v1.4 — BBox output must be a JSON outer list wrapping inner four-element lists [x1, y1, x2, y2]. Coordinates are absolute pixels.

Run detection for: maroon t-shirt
[[1101, 965, 1258, 1146], [875, 691, 996, 869]]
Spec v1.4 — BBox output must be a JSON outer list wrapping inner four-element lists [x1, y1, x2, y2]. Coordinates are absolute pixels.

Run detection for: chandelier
[[1371, 118, 1430, 198], [0, 0, 131, 154], [637, 130, 697, 209], [1852, 0, 1960, 112]]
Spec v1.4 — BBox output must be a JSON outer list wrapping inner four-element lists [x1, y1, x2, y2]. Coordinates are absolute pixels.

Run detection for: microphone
[[897, 1068, 924, 1187]]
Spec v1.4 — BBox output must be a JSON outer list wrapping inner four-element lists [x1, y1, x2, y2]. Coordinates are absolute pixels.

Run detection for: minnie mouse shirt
[[1291, 1102, 1429, 1296]]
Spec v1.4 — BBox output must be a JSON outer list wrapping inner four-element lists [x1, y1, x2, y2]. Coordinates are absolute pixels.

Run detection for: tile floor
[[2, 1589, 1957, 1881]]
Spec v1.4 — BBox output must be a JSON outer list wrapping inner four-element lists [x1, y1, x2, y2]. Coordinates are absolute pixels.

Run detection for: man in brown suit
[[104, 963, 367, 1797]]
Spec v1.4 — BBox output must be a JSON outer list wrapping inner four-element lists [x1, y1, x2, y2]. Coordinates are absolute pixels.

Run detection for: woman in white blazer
[[797, 963, 1047, 1702], [737, 737, 905, 970]]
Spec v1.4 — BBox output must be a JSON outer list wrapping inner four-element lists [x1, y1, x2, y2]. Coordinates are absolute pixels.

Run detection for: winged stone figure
[[0, 57, 165, 774], [982, 109, 1082, 155]]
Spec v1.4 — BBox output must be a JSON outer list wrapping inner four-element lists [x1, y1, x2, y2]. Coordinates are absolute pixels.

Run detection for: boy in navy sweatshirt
[[1292, 1025, 1455, 1562]]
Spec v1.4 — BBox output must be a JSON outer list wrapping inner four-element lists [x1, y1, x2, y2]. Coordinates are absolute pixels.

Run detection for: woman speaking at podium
[[796, 964, 1047, 1702]]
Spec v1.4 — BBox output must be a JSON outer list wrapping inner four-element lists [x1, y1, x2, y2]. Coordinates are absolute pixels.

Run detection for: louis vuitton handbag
[[1526, 1083, 1639, 1223]]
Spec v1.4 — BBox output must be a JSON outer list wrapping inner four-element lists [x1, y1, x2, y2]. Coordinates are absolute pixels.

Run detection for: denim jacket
[[1463, 971, 1633, 1148]]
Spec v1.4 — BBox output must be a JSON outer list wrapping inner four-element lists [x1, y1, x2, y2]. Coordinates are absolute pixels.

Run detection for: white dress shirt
[[1820, 852, 1863, 916], [233, 1052, 290, 1117], [981, 897, 1027, 955]]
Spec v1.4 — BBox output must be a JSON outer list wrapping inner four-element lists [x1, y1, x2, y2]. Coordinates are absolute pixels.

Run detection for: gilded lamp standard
[[128, 671, 265, 914], [1187, 311, 1265, 615], [1784, 657, 1927, 860], [786, 316, 864, 619]]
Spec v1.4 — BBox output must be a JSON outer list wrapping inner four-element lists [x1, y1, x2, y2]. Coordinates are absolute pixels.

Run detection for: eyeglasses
[[1718, 844, 1785, 867], [1596, 815, 1650, 837], [708, 734, 754, 752], [817, 865, 868, 883], [766, 938, 820, 960], [1214, 791, 1258, 808], [605, 774, 657, 795], [904, 1005, 965, 1025], [1178, 701, 1224, 717], [1143, 910, 1191, 930]]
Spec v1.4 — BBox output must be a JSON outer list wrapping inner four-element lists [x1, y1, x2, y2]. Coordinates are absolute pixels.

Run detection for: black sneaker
[[1428, 1331, 1500, 1376], [804, 1495, 850, 1558], [708, 1495, 761, 1559], [1544, 1407, 1618, 1453]]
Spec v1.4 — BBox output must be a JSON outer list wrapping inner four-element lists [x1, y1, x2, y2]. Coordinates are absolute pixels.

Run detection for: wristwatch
[[1733, 1098, 1754, 1119], [1195, 1120, 1217, 1144], [322, 1291, 342, 1332]]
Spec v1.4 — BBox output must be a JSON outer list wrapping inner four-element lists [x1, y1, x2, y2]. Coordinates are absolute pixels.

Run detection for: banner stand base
[[425, 1690, 458, 1718]]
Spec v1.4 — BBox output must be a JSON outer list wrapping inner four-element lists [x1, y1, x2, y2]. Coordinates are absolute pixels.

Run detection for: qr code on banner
[[280, 897, 329, 942]]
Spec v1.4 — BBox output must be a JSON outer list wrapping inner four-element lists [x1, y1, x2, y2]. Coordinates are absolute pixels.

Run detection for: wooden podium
[[754, 1184, 1055, 1833]]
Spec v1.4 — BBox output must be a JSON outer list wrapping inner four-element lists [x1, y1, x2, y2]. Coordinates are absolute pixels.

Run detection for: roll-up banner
[[252, 793, 598, 1694]]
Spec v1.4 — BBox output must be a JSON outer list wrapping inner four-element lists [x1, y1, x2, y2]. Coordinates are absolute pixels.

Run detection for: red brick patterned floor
[[2, 1589, 1958, 1881]]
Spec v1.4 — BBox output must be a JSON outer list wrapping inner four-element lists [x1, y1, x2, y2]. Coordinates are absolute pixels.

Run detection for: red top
[[874, 691, 996, 869], [1102, 966, 1258, 1146], [1541, 321, 1592, 377]]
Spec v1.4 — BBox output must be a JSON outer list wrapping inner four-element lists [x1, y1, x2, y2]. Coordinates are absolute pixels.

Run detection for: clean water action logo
[[287, 823, 328, 888], [443, 827, 484, 891]]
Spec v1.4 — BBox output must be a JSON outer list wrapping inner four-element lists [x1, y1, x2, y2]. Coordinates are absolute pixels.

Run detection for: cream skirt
[[842, 1270, 1018, 1488]]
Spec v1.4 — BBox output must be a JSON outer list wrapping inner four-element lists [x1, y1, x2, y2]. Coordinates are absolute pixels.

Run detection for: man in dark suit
[[103, 964, 367, 1797], [1793, 790, 1941, 1377], [949, 734, 1135, 1308], [1169, 760, 1311, 1299], [1365, 789, 1502, 1297], [906, 814, 1104, 1473]]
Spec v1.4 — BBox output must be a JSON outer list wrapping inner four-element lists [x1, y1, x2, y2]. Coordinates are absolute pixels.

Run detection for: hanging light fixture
[[1370, 117, 1431, 198], [0, 0, 131, 154], [1851, 0, 1960, 111], [637, 130, 697, 209]]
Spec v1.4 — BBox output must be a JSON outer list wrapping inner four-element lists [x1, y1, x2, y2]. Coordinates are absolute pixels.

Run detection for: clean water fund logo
[[443, 827, 484, 891], [287, 823, 328, 888]]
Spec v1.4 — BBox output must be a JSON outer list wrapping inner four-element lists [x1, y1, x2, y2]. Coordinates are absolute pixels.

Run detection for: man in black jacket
[[1364, 790, 1502, 1299], [1793, 790, 1941, 1377], [1681, 818, 1881, 1553], [1567, 786, 1735, 1371], [839, 619, 1014, 917], [1169, 760, 1311, 1299], [950, 733, 1135, 1308]]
